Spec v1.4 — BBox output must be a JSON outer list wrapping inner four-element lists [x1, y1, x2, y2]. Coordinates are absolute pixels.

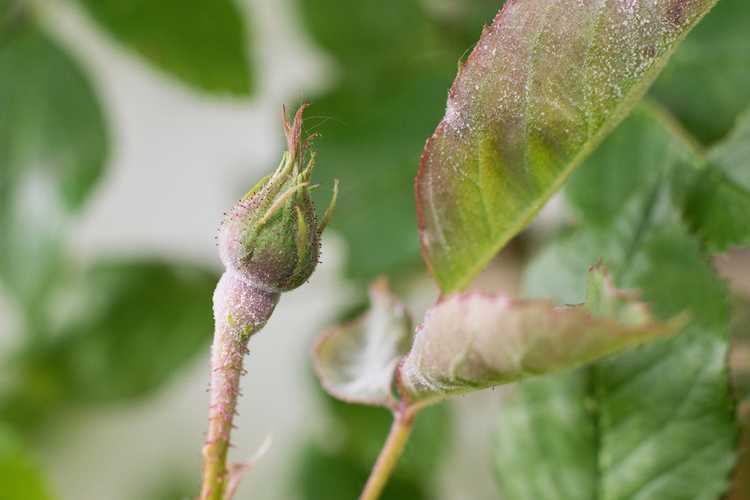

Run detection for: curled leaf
[[313, 279, 412, 409], [416, 0, 719, 292], [398, 265, 682, 406]]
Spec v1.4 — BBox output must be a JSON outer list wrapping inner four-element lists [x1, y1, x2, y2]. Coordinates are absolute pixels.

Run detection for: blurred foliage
[[296, 444, 426, 500], [299, 0, 499, 284], [1, 0, 232, 493], [0, 425, 53, 500], [0, 15, 108, 313], [76, 0, 253, 95], [0, 6, 219, 435], [1, 259, 217, 431], [294, 377, 452, 499], [651, 0, 750, 144]]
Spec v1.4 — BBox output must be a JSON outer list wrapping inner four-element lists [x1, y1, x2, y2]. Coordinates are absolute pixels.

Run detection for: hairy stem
[[200, 323, 248, 500], [359, 407, 417, 500], [198, 272, 279, 500]]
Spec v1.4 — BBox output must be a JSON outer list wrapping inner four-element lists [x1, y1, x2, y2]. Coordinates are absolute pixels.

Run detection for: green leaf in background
[[569, 103, 750, 252], [1, 260, 216, 427], [298, 0, 498, 283], [297, 0, 435, 76], [681, 107, 750, 250], [0, 20, 108, 312], [416, 0, 719, 292], [651, 0, 750, 144], [494, 372, 596, 500], [0, 425, 53, 500], [307, 75, 451, 282], [296, 383, 451, 500], [48, 259, 217, 402], [566, 105, 699, 227], [295, 443, 427, 500], [681, 168, 750, 251], [496, 109, 737, 500], [77, 0, 252, 95]]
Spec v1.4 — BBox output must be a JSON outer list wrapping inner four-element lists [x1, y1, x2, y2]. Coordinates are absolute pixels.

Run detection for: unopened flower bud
[[217, 104, 338, 293]]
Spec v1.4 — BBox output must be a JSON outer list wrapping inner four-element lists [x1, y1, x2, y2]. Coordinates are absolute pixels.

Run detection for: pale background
[[8, 0, 510, 498]]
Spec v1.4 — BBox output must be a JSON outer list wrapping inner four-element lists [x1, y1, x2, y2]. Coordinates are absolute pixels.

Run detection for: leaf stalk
[[359, 405, 418, 500]]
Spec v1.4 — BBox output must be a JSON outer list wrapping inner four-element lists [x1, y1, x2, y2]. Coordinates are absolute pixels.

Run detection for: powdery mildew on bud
[[213, 272, 280, 339], [201, 105, 337, 500], [216, 105, 337, 293]]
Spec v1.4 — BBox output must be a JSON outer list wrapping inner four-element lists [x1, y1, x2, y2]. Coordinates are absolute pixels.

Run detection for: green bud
[[217, 104, 338, 292]]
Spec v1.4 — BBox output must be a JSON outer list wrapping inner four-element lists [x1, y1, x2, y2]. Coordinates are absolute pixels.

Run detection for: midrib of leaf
[[520, 0, 557, 177]]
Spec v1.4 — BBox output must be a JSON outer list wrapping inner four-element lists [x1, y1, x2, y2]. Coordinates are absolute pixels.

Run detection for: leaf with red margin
[[397, 265, 682, 406], [416, 0, 719, 292]]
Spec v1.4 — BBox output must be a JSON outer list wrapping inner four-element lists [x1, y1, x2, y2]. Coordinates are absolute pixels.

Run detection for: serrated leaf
[[398, 265, 679, 406], [498, 226, 737, 500], [681, 167, 750, 250], [0, 425, 54, 500], [496, 134, 736, 500], [314, 279, 412, 408], [650, 0, 750, 143], [77, 0, 252, 95], [566, 104, 699, 227], [679, 107, 750, 250], [0, 21, 108, 310], [494, 371, 596, 500], [416, 0, 718, 292]]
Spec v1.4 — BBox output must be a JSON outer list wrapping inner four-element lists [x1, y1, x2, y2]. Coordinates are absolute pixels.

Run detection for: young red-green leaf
[[397, 265, 681, 406], [313, 279, 412, 409], [416, 0, 719, 292]]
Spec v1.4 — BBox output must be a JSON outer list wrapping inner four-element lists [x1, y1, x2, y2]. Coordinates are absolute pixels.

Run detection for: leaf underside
[[416, 0, 719, 292], [313, 279, 412, 408]]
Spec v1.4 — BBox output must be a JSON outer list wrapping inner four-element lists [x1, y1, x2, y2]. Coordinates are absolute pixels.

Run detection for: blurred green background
[[1, 0, 749, 499]]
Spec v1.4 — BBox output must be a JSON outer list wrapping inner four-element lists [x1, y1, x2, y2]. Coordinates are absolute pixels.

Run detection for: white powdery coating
[[418, 0, 717, 284], [213, 271, 280, 338], [314, 281, 412, 408], [398, 284, 672, 405]]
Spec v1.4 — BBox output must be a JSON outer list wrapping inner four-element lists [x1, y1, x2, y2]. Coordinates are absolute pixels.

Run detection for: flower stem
[[359, 407, 417, 500], [200, 323, 248, 500]]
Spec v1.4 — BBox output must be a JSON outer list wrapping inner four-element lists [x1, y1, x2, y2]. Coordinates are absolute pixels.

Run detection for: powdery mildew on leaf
[[397, 266, 681, 405], [313, 279, 413, 408], [416, 0, 719, 292]]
